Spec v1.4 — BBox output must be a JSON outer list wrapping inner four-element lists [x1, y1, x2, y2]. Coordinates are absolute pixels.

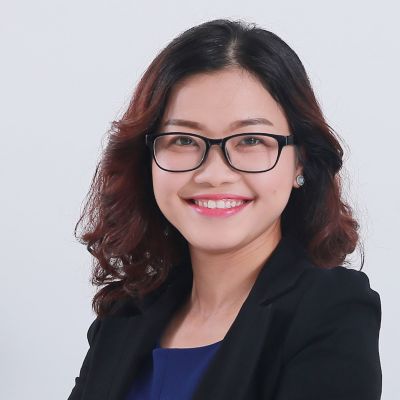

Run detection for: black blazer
[[68, 236, 382, 399]]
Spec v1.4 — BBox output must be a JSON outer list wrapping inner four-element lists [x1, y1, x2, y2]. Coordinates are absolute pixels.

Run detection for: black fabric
[[67, 235, 382, 399]]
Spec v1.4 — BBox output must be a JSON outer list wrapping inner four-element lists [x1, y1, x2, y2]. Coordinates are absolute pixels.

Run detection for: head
[[75, 19, 363, 317], [150, 67, 303, 257]]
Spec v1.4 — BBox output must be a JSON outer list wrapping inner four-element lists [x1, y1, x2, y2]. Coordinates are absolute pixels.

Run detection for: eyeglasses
[[145, 132, 297, 173]]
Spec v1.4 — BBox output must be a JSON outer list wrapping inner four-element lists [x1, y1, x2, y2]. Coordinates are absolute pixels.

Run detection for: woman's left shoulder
[[275, 266, 382, 399], [301, 265, 381, 308], [278, 264, 382, 397]]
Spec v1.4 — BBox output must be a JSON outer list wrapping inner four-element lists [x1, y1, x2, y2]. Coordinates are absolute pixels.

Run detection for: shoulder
[[301, 265, 381, 310], [283, 265, 381, 360], [274, 266, 382, 399]]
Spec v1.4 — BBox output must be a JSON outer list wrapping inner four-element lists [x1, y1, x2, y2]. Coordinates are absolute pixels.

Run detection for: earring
[[296, 174, 305, 187]]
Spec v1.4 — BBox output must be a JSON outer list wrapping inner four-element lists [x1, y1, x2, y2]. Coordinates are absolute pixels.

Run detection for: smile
[[185, 199, 252, 217]]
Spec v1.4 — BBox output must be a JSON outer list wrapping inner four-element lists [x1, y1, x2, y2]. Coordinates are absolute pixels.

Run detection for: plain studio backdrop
[[1, 1, 398, 398]]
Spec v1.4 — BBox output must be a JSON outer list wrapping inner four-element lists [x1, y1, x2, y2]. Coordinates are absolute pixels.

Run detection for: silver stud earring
[[296, 174, 305, 187]]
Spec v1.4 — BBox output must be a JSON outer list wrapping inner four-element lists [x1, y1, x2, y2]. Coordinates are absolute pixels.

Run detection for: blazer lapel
[[85, 235, 312, 399], [105, 264, 194, 399], [82, 260, 192, 399], [192, 235, 313, 399]]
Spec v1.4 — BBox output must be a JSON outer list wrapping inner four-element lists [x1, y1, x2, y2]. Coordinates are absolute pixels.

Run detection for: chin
[[185, 234, 249, 252]]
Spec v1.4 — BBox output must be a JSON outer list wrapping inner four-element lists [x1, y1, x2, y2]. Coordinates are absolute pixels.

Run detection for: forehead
[[160, 68, 289, 134]]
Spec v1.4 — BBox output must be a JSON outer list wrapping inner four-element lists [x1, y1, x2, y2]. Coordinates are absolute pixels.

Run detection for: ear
[[293, 147, 305, 189]]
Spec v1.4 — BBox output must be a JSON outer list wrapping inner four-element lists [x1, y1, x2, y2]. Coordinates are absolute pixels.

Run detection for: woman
[[68, 19, 382, 400]]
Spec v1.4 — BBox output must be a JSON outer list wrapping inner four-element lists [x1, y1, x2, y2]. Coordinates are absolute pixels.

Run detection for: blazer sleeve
[[67, 317, 102, 400], [274, 267, 382, 400]]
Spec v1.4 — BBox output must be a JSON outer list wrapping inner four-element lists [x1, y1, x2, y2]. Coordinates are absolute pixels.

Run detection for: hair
[[74, 18, 364, 318]]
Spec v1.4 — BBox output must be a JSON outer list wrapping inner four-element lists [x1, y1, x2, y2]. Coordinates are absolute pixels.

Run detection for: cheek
[[151, 164, 169, 208], [152, 175, 170, 208], [269, 150, 297, 193], [249, 173, 292, 197], [248, 164, 295, 208], [270, 173, 293, 195], [151, 163, 186, 210]]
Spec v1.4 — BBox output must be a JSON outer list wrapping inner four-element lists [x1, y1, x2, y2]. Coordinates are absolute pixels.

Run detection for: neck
[[186, 226, 282, 320]]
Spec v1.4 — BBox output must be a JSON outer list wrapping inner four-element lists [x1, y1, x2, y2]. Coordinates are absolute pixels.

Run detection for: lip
[[184, 193, 254, 201], [185, 198, 252, 218]]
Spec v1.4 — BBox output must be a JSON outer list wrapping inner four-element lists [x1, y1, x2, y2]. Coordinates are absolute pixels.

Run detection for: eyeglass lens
[[153, 133, 279, 172]]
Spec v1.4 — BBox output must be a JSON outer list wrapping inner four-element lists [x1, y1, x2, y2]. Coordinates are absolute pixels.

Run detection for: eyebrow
[[162, 117, 274, 130]]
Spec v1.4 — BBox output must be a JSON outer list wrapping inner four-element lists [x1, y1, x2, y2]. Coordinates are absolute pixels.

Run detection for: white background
[[1, 1, 398, 398]]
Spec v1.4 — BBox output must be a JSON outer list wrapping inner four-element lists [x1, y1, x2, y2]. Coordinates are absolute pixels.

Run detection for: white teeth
[[192, 199, 247, 209], [216, 200, 225, 208]]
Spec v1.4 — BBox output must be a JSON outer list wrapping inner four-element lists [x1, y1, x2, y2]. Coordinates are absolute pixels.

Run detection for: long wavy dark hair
[[74, 18, 364, 318]]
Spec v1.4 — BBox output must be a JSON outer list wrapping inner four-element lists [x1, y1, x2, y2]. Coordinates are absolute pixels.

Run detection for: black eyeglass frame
[[145, 131, 297, 173]]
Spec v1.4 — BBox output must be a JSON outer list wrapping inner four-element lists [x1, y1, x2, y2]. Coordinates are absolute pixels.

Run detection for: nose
[[193, 144, 240, 185]]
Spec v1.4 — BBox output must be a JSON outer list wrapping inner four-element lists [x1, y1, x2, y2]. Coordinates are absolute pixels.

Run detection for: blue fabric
[[125, 338, 222, 400]]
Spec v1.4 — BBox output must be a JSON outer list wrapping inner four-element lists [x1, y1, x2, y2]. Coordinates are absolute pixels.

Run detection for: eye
[[174, 135, 197, 146], [239, 136, 262, 146]]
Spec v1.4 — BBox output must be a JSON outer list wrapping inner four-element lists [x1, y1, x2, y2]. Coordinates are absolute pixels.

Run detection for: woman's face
[[151, 67, 303, 254]]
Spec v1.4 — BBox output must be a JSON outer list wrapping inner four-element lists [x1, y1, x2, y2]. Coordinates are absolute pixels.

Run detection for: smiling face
[[151, 67, 303, 256]]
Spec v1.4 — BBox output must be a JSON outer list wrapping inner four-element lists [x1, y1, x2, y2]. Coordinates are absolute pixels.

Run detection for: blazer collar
[[132, 234, 312, 314], [94, 235, 313, 400]]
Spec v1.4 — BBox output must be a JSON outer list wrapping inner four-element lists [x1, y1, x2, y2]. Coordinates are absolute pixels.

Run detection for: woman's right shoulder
[[86, 317, 102, 345]]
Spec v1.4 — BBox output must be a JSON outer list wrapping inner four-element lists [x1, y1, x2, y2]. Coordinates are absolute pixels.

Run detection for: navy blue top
[[124, 337, 222, 399]]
